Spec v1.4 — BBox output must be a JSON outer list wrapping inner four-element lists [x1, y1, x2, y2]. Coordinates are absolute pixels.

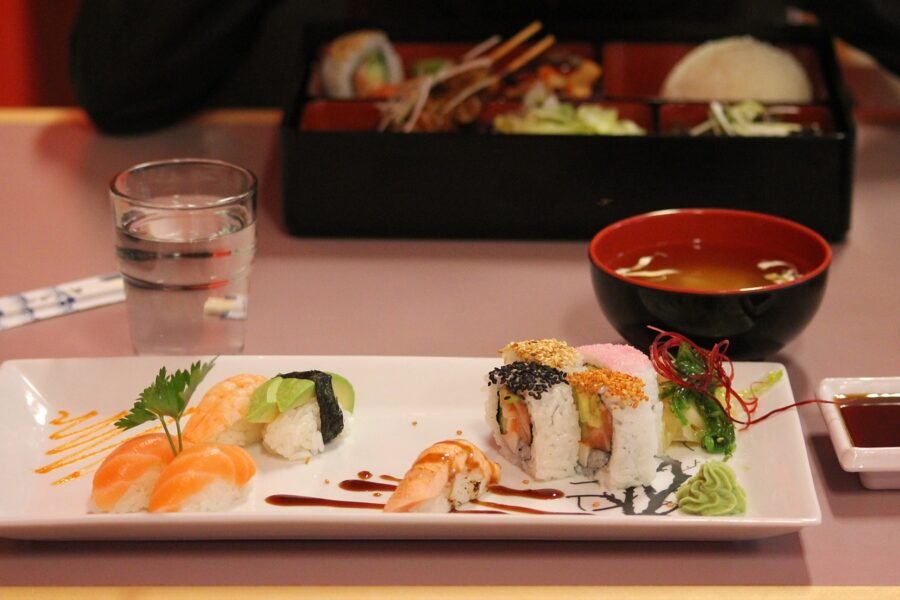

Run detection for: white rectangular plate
[[0, 356, 820, 540]]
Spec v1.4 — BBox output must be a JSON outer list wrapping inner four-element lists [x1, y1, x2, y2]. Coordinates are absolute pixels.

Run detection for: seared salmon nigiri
[[384, 439, 501, 513]]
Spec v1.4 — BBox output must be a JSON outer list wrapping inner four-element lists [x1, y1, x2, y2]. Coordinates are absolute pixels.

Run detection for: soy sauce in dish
[[836, 393, 900, 448]]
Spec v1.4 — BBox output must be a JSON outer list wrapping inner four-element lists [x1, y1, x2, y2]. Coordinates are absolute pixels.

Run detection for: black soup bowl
[[589, 208, 832, 360]]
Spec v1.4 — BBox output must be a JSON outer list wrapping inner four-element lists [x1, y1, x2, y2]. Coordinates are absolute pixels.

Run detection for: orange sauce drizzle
[[37, 408, 195, 486]]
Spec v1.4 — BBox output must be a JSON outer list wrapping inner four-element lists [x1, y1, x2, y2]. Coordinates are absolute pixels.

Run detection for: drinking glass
[[111, 158, 257, 355]]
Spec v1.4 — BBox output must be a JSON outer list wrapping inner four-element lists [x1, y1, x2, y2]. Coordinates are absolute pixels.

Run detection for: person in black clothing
[[69, 0, 899, 134]]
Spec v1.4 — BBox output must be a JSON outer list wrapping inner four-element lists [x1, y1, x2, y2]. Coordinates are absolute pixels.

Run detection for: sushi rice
[[263, 402, 352, 461]]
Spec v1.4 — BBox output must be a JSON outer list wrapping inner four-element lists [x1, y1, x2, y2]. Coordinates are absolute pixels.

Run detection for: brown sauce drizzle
[[357, 470, 373, 480], [327, 471, 572, 516], [487, 484, 564, 500], [266, 494, 385, 510], [471, 499, 591, 516], [339, 479, 398, 493]]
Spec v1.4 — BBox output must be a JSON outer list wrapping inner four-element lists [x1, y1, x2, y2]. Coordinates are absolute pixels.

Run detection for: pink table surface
[[0, 109, 897, 586]]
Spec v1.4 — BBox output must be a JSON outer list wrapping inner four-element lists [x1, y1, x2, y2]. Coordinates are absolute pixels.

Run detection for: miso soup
[[614, 242, 804, 291]]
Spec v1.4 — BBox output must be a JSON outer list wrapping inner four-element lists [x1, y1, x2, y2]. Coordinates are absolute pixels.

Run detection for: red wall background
[[0, 0, 80, 106]]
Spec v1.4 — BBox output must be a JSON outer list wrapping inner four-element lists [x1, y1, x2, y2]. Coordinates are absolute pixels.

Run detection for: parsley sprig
[[115, 359, 216, 455]]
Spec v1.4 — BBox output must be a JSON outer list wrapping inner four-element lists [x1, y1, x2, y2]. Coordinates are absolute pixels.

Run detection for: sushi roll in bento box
[[319, 29, 404, 99]]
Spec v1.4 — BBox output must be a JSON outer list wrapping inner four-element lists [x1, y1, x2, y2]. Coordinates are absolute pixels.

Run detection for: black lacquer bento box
[[281, 20, 854, 241]]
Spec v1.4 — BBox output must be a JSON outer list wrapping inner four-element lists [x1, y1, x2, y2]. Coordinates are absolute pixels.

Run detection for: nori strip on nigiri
[[279, 370, 344, 443]]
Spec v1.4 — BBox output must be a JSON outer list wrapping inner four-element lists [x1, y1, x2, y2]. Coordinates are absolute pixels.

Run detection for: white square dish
[[818, 377, 900, 490]]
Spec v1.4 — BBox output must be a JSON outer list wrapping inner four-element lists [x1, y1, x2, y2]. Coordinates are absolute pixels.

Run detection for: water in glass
[[115, 196, 255, 354]]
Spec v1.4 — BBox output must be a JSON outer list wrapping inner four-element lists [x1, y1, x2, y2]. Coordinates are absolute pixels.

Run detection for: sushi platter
[[281, 20, 854, 241], [0, 355, 820, 541]]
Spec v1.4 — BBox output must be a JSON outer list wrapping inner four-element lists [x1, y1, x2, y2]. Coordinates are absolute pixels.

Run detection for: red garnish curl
[[649, 327, 832, 427]]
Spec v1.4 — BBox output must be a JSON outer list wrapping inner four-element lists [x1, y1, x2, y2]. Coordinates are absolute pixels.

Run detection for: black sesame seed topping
[[488, 361, 567, 398]]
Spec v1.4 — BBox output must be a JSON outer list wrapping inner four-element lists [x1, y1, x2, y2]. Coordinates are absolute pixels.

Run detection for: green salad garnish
[[660, 342, 737, 455]]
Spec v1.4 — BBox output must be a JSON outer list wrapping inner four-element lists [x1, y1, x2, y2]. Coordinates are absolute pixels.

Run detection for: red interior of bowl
[[589, 208, 832, 293], [601, 42, 827, 100]]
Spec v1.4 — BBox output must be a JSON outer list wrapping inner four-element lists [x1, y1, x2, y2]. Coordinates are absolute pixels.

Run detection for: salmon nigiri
[[182, 374, 268, 446], [149, 443, 256, 513], [384, 439, 501, 513], [90, 433, 177, 513]]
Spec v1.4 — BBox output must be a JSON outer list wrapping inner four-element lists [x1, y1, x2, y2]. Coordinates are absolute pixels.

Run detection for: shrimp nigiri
[[182, 374, 268, 446], [149, 443, 256, 513], [90, 433, 176, 513], [384, 439, 501, 513]]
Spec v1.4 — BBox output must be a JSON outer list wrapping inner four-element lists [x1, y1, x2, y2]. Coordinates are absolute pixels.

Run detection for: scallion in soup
[[614, 242, 803, 291]]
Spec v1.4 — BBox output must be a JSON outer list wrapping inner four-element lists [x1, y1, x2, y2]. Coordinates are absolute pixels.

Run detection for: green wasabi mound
[[676, 460, 747, 516]]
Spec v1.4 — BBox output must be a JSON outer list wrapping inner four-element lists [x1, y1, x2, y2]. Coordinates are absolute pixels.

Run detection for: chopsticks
[[0, 273, 125, 331]]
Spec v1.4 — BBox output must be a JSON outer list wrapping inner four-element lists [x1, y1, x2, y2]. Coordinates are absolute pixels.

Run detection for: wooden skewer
[[439, 78, 495, 116], [463, 35, 502, 61], [441, 34, 556, 116], [499, 35, 555, 76], [487, 21, 542, 63]]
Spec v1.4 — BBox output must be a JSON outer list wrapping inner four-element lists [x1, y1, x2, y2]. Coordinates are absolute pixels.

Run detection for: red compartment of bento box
[[301, 100, 652, 133], [602, 42, 828, 101], [659, 103, 835, 135], [300, 101, 381, 131]]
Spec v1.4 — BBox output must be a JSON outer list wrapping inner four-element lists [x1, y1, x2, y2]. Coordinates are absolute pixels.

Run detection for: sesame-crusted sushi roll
[[485, 361, 580, 481], [578, 343, 663, 451], [500, 339, 583, 372], [567, 368, 660, 489]]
